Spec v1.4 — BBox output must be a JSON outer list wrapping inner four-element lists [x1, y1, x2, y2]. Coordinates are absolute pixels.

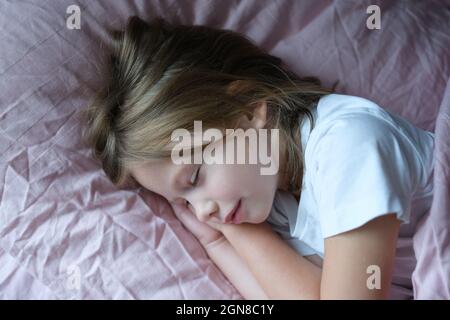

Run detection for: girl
[[83, 16, 435, 299]]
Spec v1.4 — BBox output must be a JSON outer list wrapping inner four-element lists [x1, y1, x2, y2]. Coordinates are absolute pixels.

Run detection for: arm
[[204, 236, 268, 300], [221, 222, 322, 299], [221, 214, 400, 299], [321, 213, 400, 299]]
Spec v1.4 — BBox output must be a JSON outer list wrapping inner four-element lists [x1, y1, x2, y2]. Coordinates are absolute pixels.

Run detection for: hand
[[206, 219, 252, 240], [171, 203, 224, 247]]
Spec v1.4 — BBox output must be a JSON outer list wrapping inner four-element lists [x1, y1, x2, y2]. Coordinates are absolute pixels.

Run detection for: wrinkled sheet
[[0, 0, 449, 299], [412, 80, 450, 299]]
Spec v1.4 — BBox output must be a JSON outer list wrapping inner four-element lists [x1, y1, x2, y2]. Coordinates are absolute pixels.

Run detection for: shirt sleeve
[[266, 191, 318, 256], [310, 113, 417, 239]]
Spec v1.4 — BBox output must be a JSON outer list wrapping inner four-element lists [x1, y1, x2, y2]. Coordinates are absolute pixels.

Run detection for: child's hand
[[171, 203, 224, 247]]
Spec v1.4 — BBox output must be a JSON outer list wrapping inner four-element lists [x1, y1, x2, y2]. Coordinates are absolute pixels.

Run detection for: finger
[[171, 204, 205, 230], [206, 220, 222, 231], [171, 203, 191, 220]]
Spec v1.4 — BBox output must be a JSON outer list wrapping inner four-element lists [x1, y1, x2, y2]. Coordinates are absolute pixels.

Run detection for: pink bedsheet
[[0, 0, 449, 299]]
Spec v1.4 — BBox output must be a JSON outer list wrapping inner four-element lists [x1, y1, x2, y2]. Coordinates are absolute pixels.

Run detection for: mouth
[[224, 200, 242, 224]]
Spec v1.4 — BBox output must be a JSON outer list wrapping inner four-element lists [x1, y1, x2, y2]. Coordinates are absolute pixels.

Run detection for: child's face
[[128, 102, 289, 225], [129, 153, 285, 225]]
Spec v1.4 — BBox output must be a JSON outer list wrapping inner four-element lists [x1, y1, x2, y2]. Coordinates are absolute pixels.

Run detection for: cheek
[[205, 163, 276, 198], [204, 165, 243, 198]]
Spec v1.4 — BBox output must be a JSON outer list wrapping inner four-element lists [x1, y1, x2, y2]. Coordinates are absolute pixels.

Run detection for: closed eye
[[189, 165, 201, 186]]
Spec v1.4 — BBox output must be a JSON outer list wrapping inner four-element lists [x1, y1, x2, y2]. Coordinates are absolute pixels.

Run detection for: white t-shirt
[[266, 93, 435, 298]]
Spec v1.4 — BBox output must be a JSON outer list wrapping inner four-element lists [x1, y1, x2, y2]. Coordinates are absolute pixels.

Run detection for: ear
[[238, 101, 268, 129], [251, 101, 268, 129]]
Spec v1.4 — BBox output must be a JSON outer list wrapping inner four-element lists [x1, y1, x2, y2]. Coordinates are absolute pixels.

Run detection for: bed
[[0, 0, 449, 299]]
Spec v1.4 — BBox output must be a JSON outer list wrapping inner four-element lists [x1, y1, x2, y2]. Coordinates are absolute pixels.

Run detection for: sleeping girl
[[82, 16, 435, 299]]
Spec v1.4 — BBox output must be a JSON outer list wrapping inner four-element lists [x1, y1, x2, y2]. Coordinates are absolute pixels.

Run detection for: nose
[[191, 200, 219, 222]]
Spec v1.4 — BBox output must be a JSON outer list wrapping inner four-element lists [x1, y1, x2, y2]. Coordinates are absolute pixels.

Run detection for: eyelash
[[189, 165, 201, 186]]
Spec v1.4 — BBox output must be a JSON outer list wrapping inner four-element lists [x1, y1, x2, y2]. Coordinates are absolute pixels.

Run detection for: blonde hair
[[82, 16, 334, 194]]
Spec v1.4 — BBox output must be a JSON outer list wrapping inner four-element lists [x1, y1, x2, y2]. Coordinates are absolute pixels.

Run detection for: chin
[[243, 206, 271, 224], [252, 215, 269, 224]]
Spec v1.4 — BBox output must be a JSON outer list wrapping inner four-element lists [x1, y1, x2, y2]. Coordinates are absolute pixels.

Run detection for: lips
[[224, 200, 241, 224]]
